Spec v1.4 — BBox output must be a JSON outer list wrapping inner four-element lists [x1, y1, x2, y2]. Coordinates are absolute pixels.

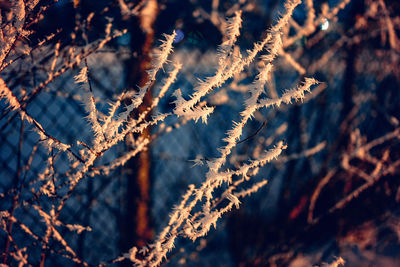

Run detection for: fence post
[[119, 0, 158, 259]]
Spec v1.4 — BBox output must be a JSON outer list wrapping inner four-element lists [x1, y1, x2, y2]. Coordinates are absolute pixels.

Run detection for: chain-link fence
[[2, 0, 400, 266]]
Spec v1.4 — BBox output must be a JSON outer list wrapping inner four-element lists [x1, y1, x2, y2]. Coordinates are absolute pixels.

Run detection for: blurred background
[[1, 0, 400, 266]]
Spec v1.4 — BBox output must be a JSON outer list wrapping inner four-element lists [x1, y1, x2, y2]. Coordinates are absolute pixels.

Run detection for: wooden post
[[120, 0, 158, 258]]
